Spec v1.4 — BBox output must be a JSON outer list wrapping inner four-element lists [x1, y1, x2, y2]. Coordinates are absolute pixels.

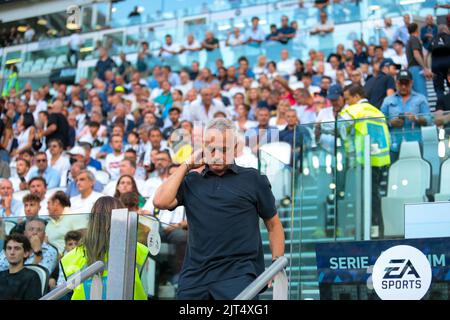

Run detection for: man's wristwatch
[[34, 250, 43, 257]]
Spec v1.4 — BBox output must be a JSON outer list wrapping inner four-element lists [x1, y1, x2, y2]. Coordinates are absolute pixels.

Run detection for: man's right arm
[[153, 164, 188, 210], [153, 150, 204, 209]]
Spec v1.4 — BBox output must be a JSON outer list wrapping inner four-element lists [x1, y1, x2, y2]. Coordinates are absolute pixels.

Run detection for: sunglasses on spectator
[[36, 158, 47, 162]]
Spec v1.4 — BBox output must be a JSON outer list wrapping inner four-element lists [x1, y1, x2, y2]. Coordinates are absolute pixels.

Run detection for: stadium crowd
[[0, 8, 450, 299]]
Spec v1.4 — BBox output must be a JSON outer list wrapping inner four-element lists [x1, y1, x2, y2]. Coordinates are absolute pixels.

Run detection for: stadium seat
[[381, 141, 431, 237], [3, 220, 17, 235], [21, 60, 34, 73], [24, 264, 49, 296], [435, 158, 450, 201], [55, 55, 67, 67], [421, 125, 440, 195]]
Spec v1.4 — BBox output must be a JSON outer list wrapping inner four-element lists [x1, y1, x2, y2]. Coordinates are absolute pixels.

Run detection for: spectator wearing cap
[[163, 106, 182, 140], [28, 151, 61, 189], [381, 70, 430, 160], [364, 58, 396, 108]]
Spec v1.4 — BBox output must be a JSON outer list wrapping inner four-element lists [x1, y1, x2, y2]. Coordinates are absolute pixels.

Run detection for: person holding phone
[[153, 118, 285, 300]]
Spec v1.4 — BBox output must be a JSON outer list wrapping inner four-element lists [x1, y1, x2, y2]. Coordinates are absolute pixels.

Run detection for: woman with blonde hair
[[60, 196, 150, 300], [269, 100, 290, 130]]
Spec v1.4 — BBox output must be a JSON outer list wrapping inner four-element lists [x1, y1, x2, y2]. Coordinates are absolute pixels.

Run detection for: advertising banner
[[315, 237, 450, 300]]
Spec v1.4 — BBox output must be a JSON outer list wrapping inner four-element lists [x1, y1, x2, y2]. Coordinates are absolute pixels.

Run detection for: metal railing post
[[106, 209, 138, 300], [363, 135, 372, 240]]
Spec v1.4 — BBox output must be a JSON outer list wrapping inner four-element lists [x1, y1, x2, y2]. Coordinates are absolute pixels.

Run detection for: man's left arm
[[263, 215, 285, 261], [256, 174, 285, 261], [417, 97, 431, 126]]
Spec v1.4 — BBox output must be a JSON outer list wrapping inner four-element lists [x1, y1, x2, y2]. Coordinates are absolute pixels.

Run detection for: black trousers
[[177, 274, 257, 300], [432, 56, 450, 100], [372, 166, 387, 238]]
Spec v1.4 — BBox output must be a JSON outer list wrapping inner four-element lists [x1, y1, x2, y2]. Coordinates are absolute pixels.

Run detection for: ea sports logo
[[372, 245, 432, 300]]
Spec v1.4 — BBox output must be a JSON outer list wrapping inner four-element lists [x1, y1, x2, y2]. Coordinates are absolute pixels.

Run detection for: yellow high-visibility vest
[[60, 243, 149, 300], [339, 102, 391, 167]]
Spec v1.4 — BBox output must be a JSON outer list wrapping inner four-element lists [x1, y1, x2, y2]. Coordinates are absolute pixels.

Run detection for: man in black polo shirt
[[38, 99, 69, 149], [364, 58, 396, 108], [154, 118, 285, 300]]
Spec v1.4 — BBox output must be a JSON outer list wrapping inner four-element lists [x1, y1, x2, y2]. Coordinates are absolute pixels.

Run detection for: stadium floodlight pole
[[40, 261, 105, 300]]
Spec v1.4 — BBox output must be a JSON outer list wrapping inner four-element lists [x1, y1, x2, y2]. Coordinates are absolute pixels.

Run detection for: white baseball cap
[[68, 146, 86, 157]]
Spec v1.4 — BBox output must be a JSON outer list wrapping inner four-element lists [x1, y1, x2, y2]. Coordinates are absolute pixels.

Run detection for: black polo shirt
[[175, 164, 277, 291], [364, 72, 396, 108]]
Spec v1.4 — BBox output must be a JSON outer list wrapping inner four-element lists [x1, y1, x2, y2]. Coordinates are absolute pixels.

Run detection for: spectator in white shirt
[[391, 40, 408, 70], [277, 49, 296, 76], [102, 158, 146, 196], [67, 28, 82, 66], [187, 87, 227, 124], [226, 27, 246, 47], [105, 134, 124, 180], [310, 11, 335, 54], [253, 55, 268, 79], [175, 70, 194, 96], [70, 170, 104, 215], [381, 17, 396, 45], [142, 150, 172, 199], [47, 138, 71, 175], [380, 37, 396, 59], [159, 34, 181, 68], [181, 33, 202, 67], [160, 34, 181, 58], [23, 24, 35, 42], [245, 16, 266, 46]]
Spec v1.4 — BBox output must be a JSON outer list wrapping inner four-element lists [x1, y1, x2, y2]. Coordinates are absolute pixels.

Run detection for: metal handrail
[[40, 261, 105, 300], [234, 256, 289, 300]]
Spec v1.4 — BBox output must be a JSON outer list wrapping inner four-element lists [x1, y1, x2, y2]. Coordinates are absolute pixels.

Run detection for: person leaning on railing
[[59, 196, 149, 300]]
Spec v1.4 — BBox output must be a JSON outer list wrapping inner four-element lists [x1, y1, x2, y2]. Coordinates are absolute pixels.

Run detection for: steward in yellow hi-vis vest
[[339, 100, 391, 168], [60, 243, 149, 300]]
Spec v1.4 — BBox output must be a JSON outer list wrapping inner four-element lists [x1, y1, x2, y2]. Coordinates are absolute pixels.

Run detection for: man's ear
[[24, 249, 31, 260]]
